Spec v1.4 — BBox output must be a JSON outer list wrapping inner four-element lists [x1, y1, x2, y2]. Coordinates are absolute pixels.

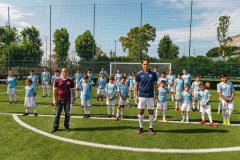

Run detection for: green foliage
[[75, 30, 96, 61], [19, 26, 43, 65], [53, 28, 70, 67], [217, 15, 231, 58], [206, 46, 240, 58], [157, 35, 179, 59], [119, 23, 156, 60]]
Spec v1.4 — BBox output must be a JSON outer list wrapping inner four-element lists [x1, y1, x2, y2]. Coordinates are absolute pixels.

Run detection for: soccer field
[[0, 84, 240, 160]]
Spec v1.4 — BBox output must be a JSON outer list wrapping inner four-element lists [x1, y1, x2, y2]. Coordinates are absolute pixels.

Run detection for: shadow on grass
[[156, 128, 228, 133], [57, 125, 137, 132]]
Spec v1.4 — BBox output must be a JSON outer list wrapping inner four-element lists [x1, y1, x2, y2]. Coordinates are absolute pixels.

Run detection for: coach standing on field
[[135, 59, 158, 135], [51, 68, 76, 133]]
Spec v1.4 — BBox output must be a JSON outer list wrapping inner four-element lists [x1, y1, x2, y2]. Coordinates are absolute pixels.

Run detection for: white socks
[[149, 115, 154, 128], [138, 114, 144, 128]]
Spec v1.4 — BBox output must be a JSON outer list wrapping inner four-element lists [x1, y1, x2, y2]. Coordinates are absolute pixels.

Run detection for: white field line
[[12, 114, 240, 153], [0, 112, 239, 127]]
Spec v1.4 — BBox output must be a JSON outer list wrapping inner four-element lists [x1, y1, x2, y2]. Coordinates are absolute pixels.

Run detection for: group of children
[[5, 67, 235, 126]]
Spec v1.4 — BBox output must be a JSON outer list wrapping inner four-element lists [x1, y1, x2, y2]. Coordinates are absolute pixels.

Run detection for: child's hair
[[43, 66, 47, 69], [220, 73, 228, 78], [88, 68, 92, 71], [54, 68, 60, 73], [199, 82, 205, 87], [109, 76, 114, 80], [122, 76, 127, 80], [30, 69, 35, 73], [184, 84, 190, 88], [195, 75, 201, 78], [154, 66, 158, 69], [161, 71, 166, 75], [77, 68, 81, 71], [26, 79, 33, 84], [83, 73, 88, 80], [160, 80, 166, 84], [177, 72, 182, 76]]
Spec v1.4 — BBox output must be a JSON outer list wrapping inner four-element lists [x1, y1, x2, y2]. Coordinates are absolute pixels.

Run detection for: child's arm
[[230, 91, 235, 102]]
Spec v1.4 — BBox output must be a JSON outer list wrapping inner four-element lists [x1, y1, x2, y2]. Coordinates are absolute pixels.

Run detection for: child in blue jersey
[[96, 73, 107, 106], [23, 79, 37, 116], [116, 76, 129, 120], [128, 71, 136, 100], [166, 70, 175, 102], [217, 74, 235, 125], [198, 83, 218, 128], [87, 68, 94, 85], [182, 69, 192, 86], [75, 69, 83, 98], [180, 85, 192, 122], [114, 69, 122, 85], [191, 75, 202, 111], [154, 66, 160, 80], [154, 80, 169, 122], [99, 67, 108, 79], [51, 69, 60, 106], [80, 73, 92, 118], [123, 73, 131, 107], [27, 69, 39, 109], [6, 71, 17, 104], [105, 76, 117, 118], [41, 67, 51, 97], [158, 71, 167, 86], [174, 72, 184, 111]]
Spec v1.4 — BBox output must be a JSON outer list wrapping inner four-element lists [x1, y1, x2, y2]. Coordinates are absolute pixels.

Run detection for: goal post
[[110, 62, 171, 76]]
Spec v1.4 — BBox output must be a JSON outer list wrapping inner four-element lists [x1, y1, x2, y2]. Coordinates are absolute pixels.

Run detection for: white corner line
[[12, 114, 240, 153]]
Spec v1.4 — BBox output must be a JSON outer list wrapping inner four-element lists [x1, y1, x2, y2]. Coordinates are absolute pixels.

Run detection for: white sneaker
[[181, 119, 185, 122]]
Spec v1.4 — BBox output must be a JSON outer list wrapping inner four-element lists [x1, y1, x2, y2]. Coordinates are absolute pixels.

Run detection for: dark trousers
[[53, 100, 71, 128]]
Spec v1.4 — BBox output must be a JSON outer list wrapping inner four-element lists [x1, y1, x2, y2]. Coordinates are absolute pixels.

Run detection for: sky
[[0, 0, 240, 61]]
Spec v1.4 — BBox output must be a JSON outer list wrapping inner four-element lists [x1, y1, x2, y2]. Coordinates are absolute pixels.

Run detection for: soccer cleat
[[65, 127, 70, 132], [9, 101, 12, 104], [148, 128, 156, 135], [87, 114, 90, 118], [14, 101, 17, 104], [162, 117, 167, 122], [128, 104, 130, 107], [50, 128, 58, 133], [210, 123, 218, 128], [115, 117, 119, 121], [34, 113, 38, 117], [199, 120, 205, 124], [223, 120, 227, 125], [23, 113, 29, 116], [181, 119, 185, 122], [186, 120, 190, 123], [153, 118, 157, 122], [226, 120, 231, 125], [83, 114, 88, 118], [136, 128, 144, 134], [112, 115, 116, 118]]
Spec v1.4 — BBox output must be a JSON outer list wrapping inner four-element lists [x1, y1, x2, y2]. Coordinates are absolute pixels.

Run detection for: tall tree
[[157, 35, 179, 59], [119, 23, 156, 60], [217, 15, 231, 59], [75, 30, 96, 61], [20, 26, 43, 64], [0, 26, 19, 66], [53, 28, 70, 66]]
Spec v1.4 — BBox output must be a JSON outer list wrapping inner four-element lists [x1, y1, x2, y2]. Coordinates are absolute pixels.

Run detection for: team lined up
[[5, 66, 235, 128]]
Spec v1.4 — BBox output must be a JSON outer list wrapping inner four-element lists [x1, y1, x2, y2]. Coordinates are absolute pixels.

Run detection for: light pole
[[114, 40, 117, 72]]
